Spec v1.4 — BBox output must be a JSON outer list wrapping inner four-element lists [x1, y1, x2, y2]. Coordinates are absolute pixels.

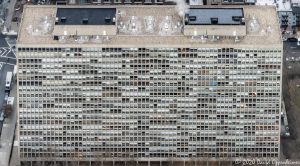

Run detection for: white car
[[0, 112, 4, 121], [4, 93, 9, 101]]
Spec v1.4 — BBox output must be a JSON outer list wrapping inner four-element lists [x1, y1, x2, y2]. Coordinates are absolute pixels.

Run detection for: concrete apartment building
[[17, 5, 282, 166]]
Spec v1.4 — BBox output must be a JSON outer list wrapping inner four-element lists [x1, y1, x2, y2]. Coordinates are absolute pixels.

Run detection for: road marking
[[291, 47, 296, 49], [0, 47, 14, 58], [1, 62, 15, 66], [10, 48, 16, 57], [4, 56, 16, 60], [0, 48, 9, 57]]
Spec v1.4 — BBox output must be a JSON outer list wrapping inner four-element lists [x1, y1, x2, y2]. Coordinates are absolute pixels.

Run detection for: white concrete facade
[[17, 5, 282, 166]]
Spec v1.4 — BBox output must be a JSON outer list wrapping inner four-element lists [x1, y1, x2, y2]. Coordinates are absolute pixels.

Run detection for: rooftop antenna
[[192, 30, 198, 40], [235, 36, 240, 42], [211, 35, 216, 42], [233, 30, 240, 42], [193, 30, 197, 36], [200, 35, 207, 43], [266, 25, 272, 33], [63, 30, 68, 36]]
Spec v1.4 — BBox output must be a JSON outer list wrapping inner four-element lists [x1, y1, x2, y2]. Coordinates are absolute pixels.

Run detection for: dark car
[[287, 38, 298, 42], [12, 17, 18, 22]]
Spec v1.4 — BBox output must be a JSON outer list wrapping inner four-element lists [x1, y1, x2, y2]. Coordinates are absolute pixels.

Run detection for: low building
[[256, 0, 295, 29], [292, 0, 300, 27]]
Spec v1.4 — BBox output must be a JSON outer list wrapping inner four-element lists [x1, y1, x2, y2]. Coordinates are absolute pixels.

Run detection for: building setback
[[17, 5, 282, 166]]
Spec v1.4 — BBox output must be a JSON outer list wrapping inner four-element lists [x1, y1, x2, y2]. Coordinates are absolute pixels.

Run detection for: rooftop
[[56, 8, 116, 25], [292, 0, 300, 4], [186, 8, 244, 25], [292, 6, 300, 12], [17, 5, 282, 48]]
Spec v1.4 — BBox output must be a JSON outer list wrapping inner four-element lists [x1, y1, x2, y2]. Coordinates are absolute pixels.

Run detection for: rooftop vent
[[55, 17, 59, 24], [189, 16, 196, 21], [82, 18, 88, 24], [211, 17, 218, 24], [240, 17, 245, 25], [232, 16, 242, 22], [60, 17, 67, 23], [105, 17, 111, 23]]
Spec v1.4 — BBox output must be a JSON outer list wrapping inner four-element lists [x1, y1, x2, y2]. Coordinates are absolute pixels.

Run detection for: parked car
[[0, 112, 4, 122], [4, 93, 9, 101]]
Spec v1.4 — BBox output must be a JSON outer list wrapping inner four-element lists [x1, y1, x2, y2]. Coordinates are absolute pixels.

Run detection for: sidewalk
[[0, 81, 18, 166], [2, 0, 19, 35], [9, 126, 19, 166]]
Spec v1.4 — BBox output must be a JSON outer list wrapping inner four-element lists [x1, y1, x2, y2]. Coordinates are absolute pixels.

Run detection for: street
[[0, 33, 15, 139], [0, 72, 18, 166], [281, 41, 300, 159], [0, 34, 16, 111]]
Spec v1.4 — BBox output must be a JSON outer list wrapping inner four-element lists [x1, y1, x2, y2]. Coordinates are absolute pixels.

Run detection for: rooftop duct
[[26, 15, 55, 36], [144, 16, 155, 33], [82, 18, 89, 24], [247, 16, 260, 33]]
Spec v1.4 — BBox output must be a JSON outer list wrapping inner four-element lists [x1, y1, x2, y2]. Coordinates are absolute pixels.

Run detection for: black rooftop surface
[[292, 7, 300, 13], [186, 8, 244, 25], [56, 8, 116, 25]]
